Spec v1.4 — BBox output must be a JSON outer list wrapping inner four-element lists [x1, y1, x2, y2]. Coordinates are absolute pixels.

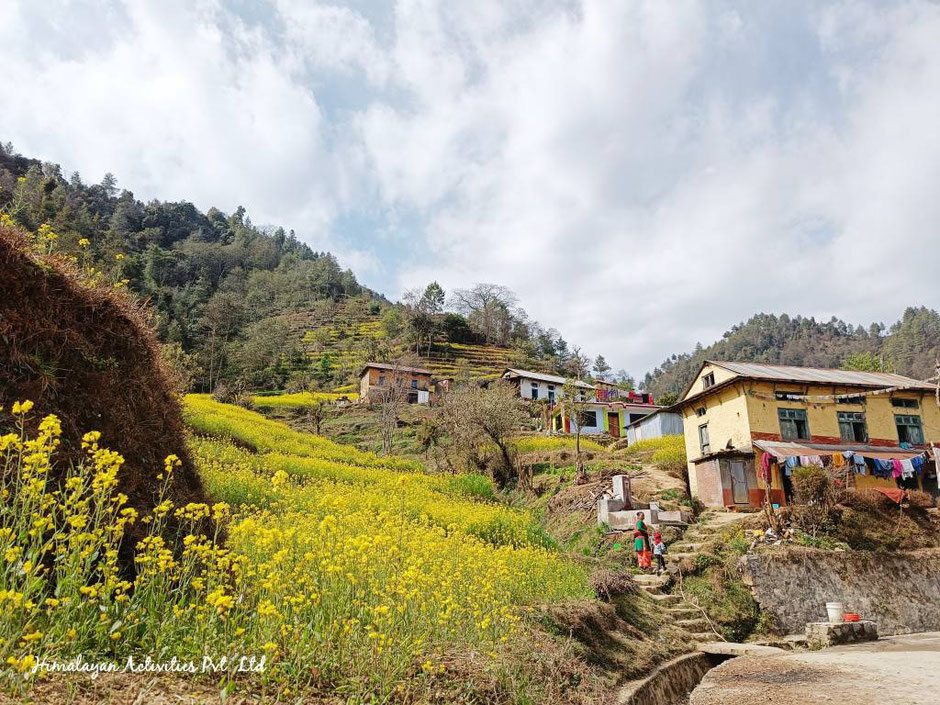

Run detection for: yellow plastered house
[[673, 361, 940, 509]]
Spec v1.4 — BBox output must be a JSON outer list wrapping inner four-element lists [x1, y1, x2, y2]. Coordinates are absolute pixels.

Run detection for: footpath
[[690, 631, 940, 705]]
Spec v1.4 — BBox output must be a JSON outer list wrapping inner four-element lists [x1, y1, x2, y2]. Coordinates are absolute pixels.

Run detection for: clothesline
[[758, 446, 937, 483], [746, 372, 939, 404]]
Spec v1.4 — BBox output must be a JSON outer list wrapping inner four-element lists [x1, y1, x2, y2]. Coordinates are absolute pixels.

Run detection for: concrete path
[[691, 632, 940, 705]]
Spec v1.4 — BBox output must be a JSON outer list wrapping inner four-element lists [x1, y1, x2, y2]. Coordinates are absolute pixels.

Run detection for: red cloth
[[875, 488, 906, 505], [637, 550, 652, 570], [759, 452, 772, 483]]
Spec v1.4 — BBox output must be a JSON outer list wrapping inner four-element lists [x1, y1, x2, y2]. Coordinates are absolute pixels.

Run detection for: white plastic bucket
[[826, 602, 844, 624]]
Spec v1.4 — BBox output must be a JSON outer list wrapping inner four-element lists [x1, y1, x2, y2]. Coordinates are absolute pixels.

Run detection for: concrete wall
[[739, 548, 940, 635], [627, 413, 683, 444], [682, 384, 752, 498], [744, 381, 940, 447], [517, 376, 561, 402]]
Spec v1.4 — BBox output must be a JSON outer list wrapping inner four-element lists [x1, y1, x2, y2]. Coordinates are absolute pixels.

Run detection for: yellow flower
[[12, 400, 34, 416], [115, 252, 125, 261], [78, 238, 90, 247]]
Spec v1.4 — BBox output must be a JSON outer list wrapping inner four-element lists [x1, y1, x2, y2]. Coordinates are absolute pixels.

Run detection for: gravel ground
[[691, 632, 940, 705]]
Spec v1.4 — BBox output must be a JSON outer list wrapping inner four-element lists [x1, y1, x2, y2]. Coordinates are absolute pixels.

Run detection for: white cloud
[[3, 0, 940, 377]]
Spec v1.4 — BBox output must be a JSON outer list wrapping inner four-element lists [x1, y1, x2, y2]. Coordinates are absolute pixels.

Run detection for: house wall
[[685, 362, 739, 401], [626, 412, 684, 444], [682, 383, 752, 498], [360, 368, 432, 402], [570, 403, 605, 435], [518, 377, 561, 402], [744, 381, 940, 447]]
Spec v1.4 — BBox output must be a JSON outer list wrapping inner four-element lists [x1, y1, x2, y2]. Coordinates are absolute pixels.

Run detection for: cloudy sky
[[2, 0, 939, 377]]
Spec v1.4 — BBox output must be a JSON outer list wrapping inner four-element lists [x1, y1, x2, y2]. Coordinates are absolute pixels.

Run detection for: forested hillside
[[0, 143, 612, 392], [644, 309, 940, 401]]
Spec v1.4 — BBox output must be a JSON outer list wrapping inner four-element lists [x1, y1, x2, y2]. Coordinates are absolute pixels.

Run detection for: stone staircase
[[632, 574, 718, 643], [631, 511, 756, 643]]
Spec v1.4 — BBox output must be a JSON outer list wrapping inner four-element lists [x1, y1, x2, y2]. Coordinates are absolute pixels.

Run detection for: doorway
[[729, 459, 749, 505], [607, 413, 620, 438]]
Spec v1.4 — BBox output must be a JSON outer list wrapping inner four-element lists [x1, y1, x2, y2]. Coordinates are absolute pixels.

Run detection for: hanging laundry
[[832, 452, 846, 468], [759, 452, 772, 482], [911, 455, 925, 473], [891, 458, 903, 479], [900, 459, 915, 480], [800, 455, 824, 467], [784, 455, 800, 476]]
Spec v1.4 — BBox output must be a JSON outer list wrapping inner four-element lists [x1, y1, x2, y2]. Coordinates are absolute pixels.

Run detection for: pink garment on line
[[891, 458, 903, 478]]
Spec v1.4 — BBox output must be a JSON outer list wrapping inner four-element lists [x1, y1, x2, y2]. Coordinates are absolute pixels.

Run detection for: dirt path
[[691, 632, 940, 705]]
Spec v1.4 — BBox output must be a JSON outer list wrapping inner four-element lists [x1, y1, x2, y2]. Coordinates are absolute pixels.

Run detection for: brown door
[[607, 413, 620, 438]]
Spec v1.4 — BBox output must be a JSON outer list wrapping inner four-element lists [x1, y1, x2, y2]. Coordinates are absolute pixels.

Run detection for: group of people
[[632, 511, 668, 574]]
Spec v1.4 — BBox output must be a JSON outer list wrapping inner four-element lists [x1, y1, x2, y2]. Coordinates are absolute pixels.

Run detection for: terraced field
[[286, 298, 517, 384]]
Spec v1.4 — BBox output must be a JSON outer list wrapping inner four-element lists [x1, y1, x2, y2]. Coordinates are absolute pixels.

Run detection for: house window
[[530, 382, 539, 400], [581, 411, 598, 427], [895, 414, 925, 444], [695, 407, 706, 417], [837, 411, 868, 443], [702, 372, 715, 390], [698, 424, 710, 454], [411, 380, 418, 389], [547, 386, 555, 404], [377, 375, 386, 386], [778, 408, 810, 441], [892, 398, 919, 409]]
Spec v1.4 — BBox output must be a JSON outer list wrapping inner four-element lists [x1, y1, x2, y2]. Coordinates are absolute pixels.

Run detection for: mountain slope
[[644, 309, 940, 399]]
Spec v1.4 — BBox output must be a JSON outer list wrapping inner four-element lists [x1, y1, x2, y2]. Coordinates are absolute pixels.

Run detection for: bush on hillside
[[0, 223, 208, 564], [790, 466, 836, 536]]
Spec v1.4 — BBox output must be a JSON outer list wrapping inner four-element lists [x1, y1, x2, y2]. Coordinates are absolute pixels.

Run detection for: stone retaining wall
[[739, 548, 940, 635], [615, 653, 722, 705]]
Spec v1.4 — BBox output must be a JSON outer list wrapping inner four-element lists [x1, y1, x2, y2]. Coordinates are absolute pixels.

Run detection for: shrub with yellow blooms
[[0, 400, 588, 699]]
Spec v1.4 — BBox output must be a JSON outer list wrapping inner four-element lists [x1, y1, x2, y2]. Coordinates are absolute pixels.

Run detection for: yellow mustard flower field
[[250, 391, 359, 410], [0, 397, 588, 700]]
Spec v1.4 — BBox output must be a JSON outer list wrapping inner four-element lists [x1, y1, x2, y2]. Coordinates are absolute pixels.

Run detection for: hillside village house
[[499, 367, 660, 437], [359, 362, 432, 404], [500, 368, 593, 404], [674, 361, 940, 510], [553, 397, 661, 438]]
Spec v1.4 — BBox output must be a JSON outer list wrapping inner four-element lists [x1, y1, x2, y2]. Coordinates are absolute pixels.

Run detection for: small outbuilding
[[625, 408, 684, 445], [359, 362, 433, 404]]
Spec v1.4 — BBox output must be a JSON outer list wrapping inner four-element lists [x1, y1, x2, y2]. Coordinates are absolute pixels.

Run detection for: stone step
[[665, 607, 699, 618], [676, 618, 710, 630], [639, 584, 664, 595], [644, 593, 681, 605], [687, 632, 716, 642], [632, 573, 670, 586], [667, 552, 698, 562]]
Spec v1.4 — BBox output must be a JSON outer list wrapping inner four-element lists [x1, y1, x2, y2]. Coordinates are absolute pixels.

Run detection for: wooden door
[[730, 460, 749, 504], [607, 413, 620, 438]]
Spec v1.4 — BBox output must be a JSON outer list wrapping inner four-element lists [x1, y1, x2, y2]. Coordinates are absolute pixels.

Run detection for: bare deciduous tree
[[438, 380, 527, 489], [560, 378, 594, 484]]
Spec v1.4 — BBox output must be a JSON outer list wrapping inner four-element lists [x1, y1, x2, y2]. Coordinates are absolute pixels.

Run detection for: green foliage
[[644, 310, 940, 399], [0, 149, 368, 392], [842, 351, 891, 372]]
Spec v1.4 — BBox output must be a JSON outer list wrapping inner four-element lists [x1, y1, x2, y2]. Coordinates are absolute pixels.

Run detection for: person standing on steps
[[652, 531, 667, 575], [634, 511, 652, 571]]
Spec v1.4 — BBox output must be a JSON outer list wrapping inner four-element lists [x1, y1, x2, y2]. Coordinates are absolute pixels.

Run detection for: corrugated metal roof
[[753, 439, 926, 460], [710, 360, 934, 390], [360, 362, 432, 376], [503, 368, 595, 389]]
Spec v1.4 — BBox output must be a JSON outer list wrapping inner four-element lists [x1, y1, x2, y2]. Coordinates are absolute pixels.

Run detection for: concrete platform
[[691, 632, 940, 705]]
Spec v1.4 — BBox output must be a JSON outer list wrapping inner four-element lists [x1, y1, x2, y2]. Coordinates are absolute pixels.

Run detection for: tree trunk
[[574, 428, 588, 484]]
